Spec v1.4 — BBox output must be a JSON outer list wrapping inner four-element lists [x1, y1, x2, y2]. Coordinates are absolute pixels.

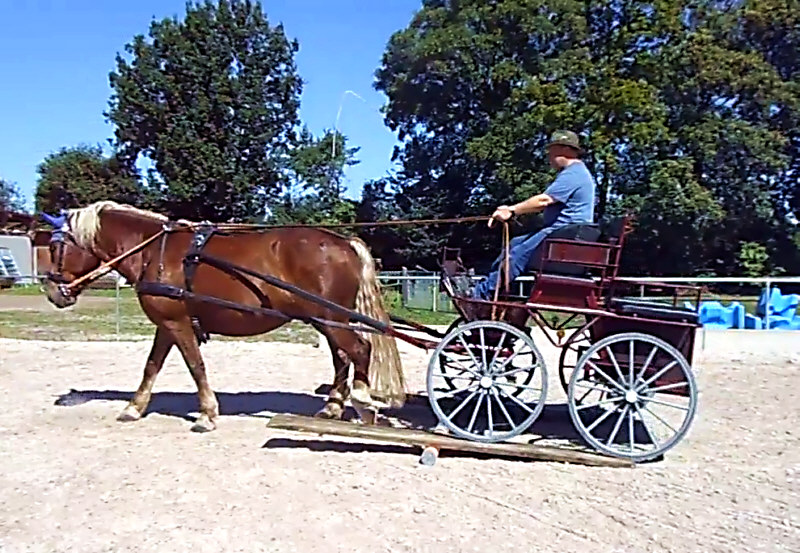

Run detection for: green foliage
[[106, 0, 302, 222], [738, 242, 770, 277], [268, 129, 360, 226], [34, 145, 148, 215], [0, 179, 25, 212], [365, 0, 800, 275]]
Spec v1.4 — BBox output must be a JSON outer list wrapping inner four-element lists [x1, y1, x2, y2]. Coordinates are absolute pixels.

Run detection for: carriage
[[41, 204, 700, 464], [409, 215, 701, 462]]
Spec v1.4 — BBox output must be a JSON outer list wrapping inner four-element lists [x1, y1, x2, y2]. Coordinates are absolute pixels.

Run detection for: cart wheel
[[437, 317, 535, 395], [557, 324, 592, 395], [567, 332, 698, 462], [427, 320, 548, 443]]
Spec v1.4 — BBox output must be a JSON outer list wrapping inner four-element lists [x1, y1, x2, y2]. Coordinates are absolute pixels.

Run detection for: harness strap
[[182, 223, 217, 344]]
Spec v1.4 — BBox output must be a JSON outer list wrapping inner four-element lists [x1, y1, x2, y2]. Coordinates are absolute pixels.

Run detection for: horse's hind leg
[[321, 327, 377, 424], [314, 329, 351, 420], [164, 319, 219, 432], [118, 327, 174, 422]]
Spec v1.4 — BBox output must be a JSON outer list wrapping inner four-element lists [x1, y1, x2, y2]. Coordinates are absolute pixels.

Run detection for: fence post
[[765, 278, 771, 330], [401, 267, 409, 309], [432, 277, 438, 312]]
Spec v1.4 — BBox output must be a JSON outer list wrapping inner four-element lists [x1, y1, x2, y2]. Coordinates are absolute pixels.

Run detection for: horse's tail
[[347, 237, 406, 408]]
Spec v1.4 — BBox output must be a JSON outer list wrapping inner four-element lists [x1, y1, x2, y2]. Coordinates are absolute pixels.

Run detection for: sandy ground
[[1, 329, 799, 553]]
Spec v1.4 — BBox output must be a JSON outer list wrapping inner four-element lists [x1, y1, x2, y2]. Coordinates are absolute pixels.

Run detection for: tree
[[0, 179, 25, 213], [370, 0, 799, 275], [106, 0, 302, 222], [269, 128, 360, 225], [34, 145, 148, 215]]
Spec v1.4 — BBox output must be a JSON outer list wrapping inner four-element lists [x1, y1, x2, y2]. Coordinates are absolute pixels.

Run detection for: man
[[471, 130, 596, 300]]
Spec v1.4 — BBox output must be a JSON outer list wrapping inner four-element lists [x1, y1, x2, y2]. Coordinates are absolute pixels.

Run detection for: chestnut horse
[[41, 201, 405, 432]]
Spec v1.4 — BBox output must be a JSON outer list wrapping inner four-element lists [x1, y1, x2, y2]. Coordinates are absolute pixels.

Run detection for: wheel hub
[[624, 390, 638, 404], [479, 376, 493, 389]]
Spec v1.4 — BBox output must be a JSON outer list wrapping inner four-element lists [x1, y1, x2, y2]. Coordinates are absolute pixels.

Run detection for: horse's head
[[40, 210, 102, 308]]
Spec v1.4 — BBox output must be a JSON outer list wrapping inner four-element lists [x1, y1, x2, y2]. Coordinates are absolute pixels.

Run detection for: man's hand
[[488, 205, 514, 227]]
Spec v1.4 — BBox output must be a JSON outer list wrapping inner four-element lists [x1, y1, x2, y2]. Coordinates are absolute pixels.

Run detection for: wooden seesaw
[[265, 413, 634, 468]]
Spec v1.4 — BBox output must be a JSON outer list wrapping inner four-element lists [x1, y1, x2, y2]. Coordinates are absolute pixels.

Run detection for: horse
[[40, 201, 406, 432]]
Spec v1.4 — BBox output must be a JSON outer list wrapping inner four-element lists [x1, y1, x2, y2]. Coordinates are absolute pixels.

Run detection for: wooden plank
[[266, 414, 634, 468]]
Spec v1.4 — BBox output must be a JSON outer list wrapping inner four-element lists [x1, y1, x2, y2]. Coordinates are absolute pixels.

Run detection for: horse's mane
[[67, 201, 169, 249]]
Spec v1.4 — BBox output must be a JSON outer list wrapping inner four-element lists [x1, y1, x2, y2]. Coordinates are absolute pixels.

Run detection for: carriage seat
[[526, 222, 602, 278], [608, 298, 699, 324]]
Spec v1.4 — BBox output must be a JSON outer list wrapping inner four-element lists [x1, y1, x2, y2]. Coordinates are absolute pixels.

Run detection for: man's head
[[546, 130, 582, 169]]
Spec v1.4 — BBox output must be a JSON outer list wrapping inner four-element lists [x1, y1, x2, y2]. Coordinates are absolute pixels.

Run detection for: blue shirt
[[542, 161, 596, 228]]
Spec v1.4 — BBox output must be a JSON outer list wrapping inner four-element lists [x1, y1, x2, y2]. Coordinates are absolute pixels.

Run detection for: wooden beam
[[266, 414, 634, 468]]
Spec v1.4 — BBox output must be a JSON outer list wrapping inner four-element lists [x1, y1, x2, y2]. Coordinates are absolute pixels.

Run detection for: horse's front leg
[[117, 326, 174, 422], [164, 320, 219, 432]]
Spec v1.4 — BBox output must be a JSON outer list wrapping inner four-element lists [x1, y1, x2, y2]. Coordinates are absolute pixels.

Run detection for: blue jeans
[[472, 226, 557, 300]]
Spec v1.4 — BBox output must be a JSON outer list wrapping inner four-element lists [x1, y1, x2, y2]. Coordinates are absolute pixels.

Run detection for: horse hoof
[[117, 405, 142, 422], [314, 403, 343, 420], [191, 415, 217, 433]]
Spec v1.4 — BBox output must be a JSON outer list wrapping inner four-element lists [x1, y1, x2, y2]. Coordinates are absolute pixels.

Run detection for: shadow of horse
[[54, 388, 334, 423], [54, 388, 629, 462]]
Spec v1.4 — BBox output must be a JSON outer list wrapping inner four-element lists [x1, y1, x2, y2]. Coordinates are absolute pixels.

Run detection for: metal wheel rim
[[427, 320, 548, 443], [567, 332, 698, 462]]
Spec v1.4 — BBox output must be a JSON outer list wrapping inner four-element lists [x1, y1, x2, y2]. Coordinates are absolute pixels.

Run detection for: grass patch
[[0, 291, 319, 344]]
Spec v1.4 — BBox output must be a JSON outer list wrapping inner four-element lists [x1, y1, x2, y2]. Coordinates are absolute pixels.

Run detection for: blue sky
[[0, 0, 420, 210]]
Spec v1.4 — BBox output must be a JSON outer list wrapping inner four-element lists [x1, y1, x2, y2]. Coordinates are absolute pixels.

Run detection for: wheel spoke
[[572, 381, 615, 395], [643, 396, 690, 412], [628, 408, 635, 455], [496, 381, 542, 393], [457, 334, 483, 373], [440, 352, 481, 377], [431, 372, 477, 383], [636, 360, 678, 392], [486, 393, 494, 438], [642, 404, 679, 434], [480, 328, 488, 371], [606, 345, 626, 384], [466, 391, 484, 433], [585, 360, 627, 393], [628, 340, 635, 388], [434, 383, 479, 400], [633, 403, 661, 449], [646, 381, 689, 393], [491, 389, 517, 428], [606, 404, 629, 446], [493, 360, 540, 379], [496, 386, 535, 414], [576, 396, 624, 411], [635, 345, 659, 383], [585, 405, 617, 433], [445, 388, 480, 419], [487, 331, 508, 372]]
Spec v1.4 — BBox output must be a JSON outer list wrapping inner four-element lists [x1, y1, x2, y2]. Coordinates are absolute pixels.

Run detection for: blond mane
[[67, 201, 169, 249]]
